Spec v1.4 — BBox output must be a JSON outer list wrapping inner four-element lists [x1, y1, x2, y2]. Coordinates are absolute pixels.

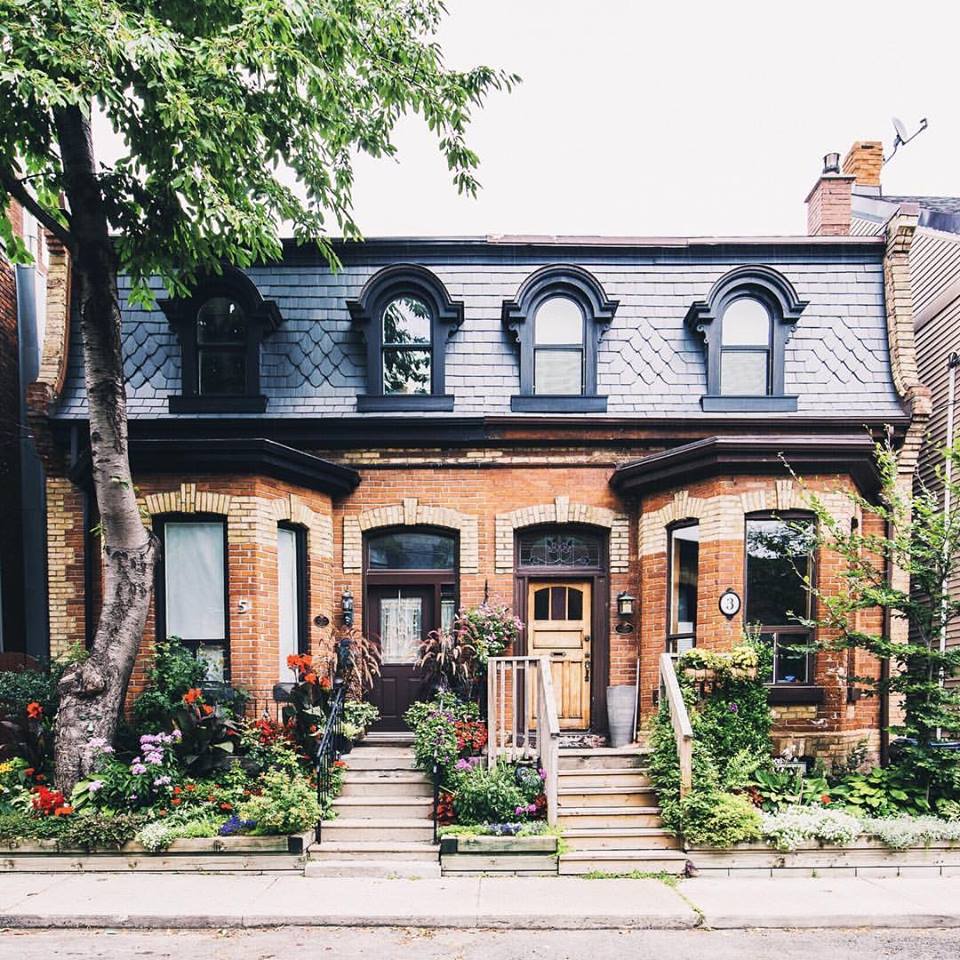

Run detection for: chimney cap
[[823, 152, 841, 175]]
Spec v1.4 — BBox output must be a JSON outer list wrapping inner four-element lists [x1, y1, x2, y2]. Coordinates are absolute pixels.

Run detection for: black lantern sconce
[[615, 591, 636, 633], [341, 588, 354, 628]]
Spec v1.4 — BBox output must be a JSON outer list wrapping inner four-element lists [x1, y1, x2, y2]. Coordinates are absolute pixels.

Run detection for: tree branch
[[0, 170, 75, 252]]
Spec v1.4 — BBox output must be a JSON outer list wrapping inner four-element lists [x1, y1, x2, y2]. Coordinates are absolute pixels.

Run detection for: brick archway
[[495, 496, 629, 574], [342, 498, 479, 574]]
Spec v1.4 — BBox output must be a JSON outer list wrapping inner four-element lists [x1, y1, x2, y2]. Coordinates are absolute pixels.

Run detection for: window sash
[[764, 629, 814, 685], [278, 526, 304, 683], [667, 524, 699, 651]]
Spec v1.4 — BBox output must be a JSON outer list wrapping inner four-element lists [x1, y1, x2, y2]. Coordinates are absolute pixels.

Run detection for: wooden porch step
[[318, 818, 435, 843], [558, 849, 688, 876], [562, 827, 680, 851], [309, 841, 438, 862], [558, 787, 658, 808], [558, 747, 651, 771], [341, 755, 419, 772], [558, 768, 653, 789], [331, 797, 432, 819], [304, 859, 440, 878], [557, 806, 663, 829]]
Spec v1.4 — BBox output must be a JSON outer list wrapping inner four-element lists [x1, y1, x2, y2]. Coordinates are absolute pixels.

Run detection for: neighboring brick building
[[27, 159, 929, 766]]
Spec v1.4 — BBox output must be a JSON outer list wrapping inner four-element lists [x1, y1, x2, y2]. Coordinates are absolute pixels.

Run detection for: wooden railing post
[[536, 656, 561, 826], [659, 652, 694, 798]]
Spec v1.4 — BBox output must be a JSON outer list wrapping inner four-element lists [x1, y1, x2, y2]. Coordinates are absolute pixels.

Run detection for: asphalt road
[[3, 927, 960, 960]]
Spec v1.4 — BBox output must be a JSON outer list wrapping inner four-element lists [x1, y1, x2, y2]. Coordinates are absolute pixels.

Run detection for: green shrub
[[0, 668, 62, 717], [405, 693, 477, 779], [452, 762, 532, 825], [132, 639, 208, 730], [238, 769, 321, 835], [679, 790, 761, 847]]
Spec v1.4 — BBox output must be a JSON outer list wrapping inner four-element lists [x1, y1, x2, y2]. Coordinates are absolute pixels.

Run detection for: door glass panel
[[534, 587, 550, 620], [368, 531, 455, 570], [550, 586, 567, 620], [567, 587, 583, 620], [379, 595, 422, 664]]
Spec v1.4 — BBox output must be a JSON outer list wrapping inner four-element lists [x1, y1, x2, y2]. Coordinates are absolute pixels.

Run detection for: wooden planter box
[[685, 837, 960, 878], [682, 667, 757, 683], [440, 833, 558, 877], [0, 828, 314, 873]]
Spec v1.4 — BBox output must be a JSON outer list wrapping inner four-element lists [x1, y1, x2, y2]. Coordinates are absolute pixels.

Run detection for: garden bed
[[0, 828, 315, 872], [686, 837, 960, 878], [439, 833, 558, 876]]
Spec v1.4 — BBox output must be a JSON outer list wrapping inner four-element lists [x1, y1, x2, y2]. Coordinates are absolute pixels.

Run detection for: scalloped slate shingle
[[54, 245, 904, 420]]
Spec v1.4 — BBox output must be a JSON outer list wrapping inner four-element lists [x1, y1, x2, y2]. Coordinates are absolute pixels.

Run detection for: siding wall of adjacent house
[[914, 228, 960, 657]]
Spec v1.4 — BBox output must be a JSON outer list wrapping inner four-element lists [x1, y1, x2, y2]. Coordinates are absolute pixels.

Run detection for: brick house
[[27, 158, 928, 767]]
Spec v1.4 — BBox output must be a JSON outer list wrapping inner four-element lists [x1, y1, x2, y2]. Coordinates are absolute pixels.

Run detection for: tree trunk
[[52, 105, 157, 794]]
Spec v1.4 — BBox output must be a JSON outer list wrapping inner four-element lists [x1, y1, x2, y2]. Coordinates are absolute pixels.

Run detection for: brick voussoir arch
[[342, 498, 479, 574], [495, 496, 630, 574]]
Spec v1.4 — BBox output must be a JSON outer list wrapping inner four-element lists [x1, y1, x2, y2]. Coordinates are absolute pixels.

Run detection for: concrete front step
[[558, 768, 653, 789], [309, 841, 438, 862], [558, 747, 651, 771], [340, 777, 432, 798], [304, 859, 440, 878], [558, 850, 688, 876], [558, 787, 658, 808], [557, 806, 663, 829], [318, 818, 435, 843], [562, 827, 680, 851], [331, 796, 433, 819]]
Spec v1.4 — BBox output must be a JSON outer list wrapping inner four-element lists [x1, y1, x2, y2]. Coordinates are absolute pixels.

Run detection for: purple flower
[[130, 761, 147, 775], [88, 780, 103, 793], [514, 805, 525, 815], [728, 702, 739, 714], [153, 775, 171, 787]]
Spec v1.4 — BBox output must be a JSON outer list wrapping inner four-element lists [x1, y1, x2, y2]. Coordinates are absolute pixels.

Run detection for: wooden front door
[[367, 586, 435, 730], [527, 581, 591, 730]]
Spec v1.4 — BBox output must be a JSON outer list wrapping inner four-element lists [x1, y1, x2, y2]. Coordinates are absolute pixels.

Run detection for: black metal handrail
[[314, 679, 347, 843], [431, 761, 440, 845]]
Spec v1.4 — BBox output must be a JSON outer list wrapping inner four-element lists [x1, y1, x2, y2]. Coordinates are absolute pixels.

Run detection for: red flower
[[185, 784, 196, 793], [31, 785, 66, 816], [171, 798, 182, 806], [201, 704, 214, 715], [333, 759, 347, 769], [26, 701, 42, 720], [319, 676, 332, 691], [53, 805, 73, 817], [304, 672, 318, 685], [173, 786, 182, 795], [23, 767, 34, 777], [182, 688, 202, 705], [220, 802, 233, 812], [34, 773, 46, 783], [821, 794, 832, 805]]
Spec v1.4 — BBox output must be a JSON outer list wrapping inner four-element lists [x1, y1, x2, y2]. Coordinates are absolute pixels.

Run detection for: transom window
[[518, 528, 602, 569], [745, 515, 816, 685], [382, 295, 432, 395], [720, 298, 772, 396], [534, 297, 585, 395], [367, 531, 456, 570]]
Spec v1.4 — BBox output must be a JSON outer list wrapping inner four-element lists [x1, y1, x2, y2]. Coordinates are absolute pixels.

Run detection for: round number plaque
[[718, 588, 742, 619]]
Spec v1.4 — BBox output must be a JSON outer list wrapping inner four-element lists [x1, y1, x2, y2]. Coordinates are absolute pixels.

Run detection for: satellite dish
[[885, 116, 929, 163]]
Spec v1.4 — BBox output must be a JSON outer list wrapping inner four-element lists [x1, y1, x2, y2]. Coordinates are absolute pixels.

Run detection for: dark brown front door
[[367, 585, 435, 730]]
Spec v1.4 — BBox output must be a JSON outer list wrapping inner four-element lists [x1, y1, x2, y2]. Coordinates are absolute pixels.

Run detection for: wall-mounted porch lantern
[[616, 591, 636, 633], [341, 588, 354, 627]]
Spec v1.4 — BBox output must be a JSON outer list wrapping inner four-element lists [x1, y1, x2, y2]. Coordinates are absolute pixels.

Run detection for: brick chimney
[[806, 153, 855, 236], [842, 140, 884, 190]]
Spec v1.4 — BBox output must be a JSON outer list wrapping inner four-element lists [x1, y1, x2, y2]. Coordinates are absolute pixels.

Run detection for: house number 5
[[718, 589, 742, 619]]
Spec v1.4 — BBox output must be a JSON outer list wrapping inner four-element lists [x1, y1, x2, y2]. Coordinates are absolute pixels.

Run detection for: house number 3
[[718, 588, 742, 619]]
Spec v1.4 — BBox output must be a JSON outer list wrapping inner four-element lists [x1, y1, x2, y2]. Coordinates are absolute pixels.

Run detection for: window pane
[[535, 297, 583, 345], [383, 348, 431, 395], [746, 519, 814, 626], [199, 348, 246, 395], [720, 350, 768, 395], [379, 595, 422, 663], [535, 349, 582, 395], [367, 531, 456, 570], [278, 527, 300, 682], [722, 298, 770, 346], [197, 297, 245, 345], [774, 634, 810, 684], [534, 587, 550, 620], [567, 587, 583, 621], [164, 522, 225, 641], [197, 645, 225, 682], [383, 296, 431, 344], [518, 530, 601, 568], [670, 524, 699, 636]]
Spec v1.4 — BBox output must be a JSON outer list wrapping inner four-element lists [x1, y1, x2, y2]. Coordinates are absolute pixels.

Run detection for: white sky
[[348, 0, 960, 238]]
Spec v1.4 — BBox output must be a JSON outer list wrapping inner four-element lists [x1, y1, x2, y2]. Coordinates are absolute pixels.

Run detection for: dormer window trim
[[160, 268, 281, 414], [685, 265, 808, 413], [348, 264, 464, 412], [502, 265, 618, 413]]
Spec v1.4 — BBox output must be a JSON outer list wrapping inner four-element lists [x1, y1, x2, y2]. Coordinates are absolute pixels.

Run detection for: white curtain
[[164, 522, 225, 641], [380, 596, 422, 663], [277, 527, 300, 681]]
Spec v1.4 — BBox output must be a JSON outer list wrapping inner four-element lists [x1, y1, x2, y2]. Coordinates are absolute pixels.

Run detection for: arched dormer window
[[348, 265, 464, 412], [502, 265, 618, 413], [685, 265, 807, 412], [160, 268, 281, 413]]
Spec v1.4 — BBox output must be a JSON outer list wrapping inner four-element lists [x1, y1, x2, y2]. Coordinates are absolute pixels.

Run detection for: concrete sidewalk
[[2, 874, 960, 929]]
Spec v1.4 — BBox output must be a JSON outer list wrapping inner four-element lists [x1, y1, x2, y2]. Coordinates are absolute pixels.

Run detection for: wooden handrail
[[659, 652, 694, 797], [486, 655, 561, 825]]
